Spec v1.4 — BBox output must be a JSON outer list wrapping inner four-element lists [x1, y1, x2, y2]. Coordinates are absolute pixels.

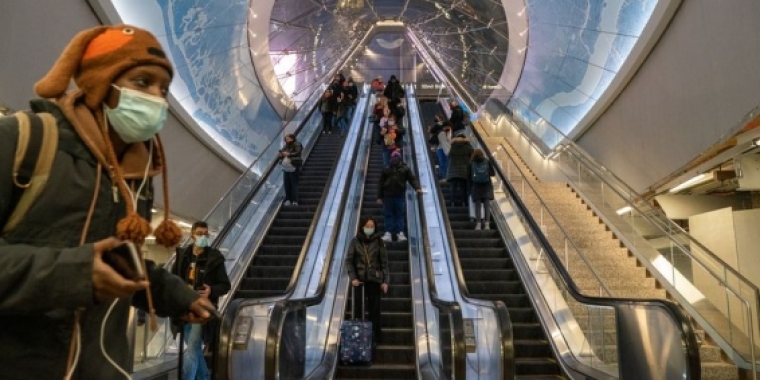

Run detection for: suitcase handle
[[351, 284, 366, 320]]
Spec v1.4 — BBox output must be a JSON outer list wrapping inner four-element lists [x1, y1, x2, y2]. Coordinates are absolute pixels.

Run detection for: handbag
[[281, 157, 297, 172]]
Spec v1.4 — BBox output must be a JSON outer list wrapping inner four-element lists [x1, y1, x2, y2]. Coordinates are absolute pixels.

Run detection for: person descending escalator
[[377, 151, 423, 242]]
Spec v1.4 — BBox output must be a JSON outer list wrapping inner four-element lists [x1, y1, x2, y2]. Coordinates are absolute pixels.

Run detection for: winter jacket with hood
[[447, 135, 474, 180], [345, 232, 389, 284], [0, 94, 199, 380]]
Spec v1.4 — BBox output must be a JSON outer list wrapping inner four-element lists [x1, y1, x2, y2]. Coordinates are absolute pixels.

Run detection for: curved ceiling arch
[[100, 0, 665, 166]]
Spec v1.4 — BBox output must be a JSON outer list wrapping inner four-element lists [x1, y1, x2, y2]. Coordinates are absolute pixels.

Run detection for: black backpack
[[471, 160, 490, 184]]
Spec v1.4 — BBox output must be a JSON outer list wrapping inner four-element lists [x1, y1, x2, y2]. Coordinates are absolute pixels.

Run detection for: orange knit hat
[[35, 24, 173, 110]]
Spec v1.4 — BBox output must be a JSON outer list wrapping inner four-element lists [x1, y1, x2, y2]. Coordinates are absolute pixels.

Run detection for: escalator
[[236, 133, 345, 299], [335, 138, 416, 379], [419, 100, 563, 379]]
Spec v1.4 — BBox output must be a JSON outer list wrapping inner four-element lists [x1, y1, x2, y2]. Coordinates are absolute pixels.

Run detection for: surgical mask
[[363, 228, 375, 236], [388, 121, 395, 126], [105, 85, 168, 143], [194, 236, 209, 248]]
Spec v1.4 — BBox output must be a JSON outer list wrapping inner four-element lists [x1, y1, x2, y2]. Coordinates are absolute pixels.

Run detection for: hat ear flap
[[35, 26, 109, 99]]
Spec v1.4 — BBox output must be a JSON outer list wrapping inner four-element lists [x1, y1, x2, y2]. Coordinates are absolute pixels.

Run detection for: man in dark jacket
[[173, 221, 231, 380], [377, 151, 422, 242], [0, 25, 213, 380], [383, 75, 405, 117]]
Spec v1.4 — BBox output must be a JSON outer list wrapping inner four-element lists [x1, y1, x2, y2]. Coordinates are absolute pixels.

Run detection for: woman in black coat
[[345, 216, 389, 343]]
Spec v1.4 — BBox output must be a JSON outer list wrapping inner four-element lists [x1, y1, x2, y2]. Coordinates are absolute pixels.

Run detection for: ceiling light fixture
[[616, 206, 632, 215], [752, 137, 760, 147]]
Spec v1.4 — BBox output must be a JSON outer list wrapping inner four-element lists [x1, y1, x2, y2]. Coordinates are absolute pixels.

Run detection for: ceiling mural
[[110, 0, 661, 165]]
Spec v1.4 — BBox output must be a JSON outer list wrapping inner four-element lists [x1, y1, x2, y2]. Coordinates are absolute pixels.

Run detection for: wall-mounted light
[[616, 206, 632, 215], [669, 173, 710, 193], [752, 137, 760, 147]]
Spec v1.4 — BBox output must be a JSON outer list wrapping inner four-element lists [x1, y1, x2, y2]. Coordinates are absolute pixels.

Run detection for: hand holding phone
[[102, 241, 145, 280]]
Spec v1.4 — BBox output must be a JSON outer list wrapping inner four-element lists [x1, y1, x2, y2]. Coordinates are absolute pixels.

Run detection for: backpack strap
[[2, 112, 59, 235]]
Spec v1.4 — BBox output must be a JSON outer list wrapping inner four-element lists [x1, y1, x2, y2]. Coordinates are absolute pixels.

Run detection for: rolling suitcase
[[339, 284, 373, 365]]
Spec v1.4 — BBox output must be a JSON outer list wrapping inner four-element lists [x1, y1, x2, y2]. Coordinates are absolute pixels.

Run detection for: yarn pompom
[[116, 214, 152, 245], [154, 219, 183, 248]]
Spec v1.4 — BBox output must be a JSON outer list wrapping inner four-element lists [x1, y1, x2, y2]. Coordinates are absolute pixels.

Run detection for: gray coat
[[0, 95, 199, 380], [446, 136, 473, 180]]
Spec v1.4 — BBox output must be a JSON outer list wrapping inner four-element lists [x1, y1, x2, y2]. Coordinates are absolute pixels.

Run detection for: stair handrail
[[466, 119, 702, 379], [406, 93, 468, 380]]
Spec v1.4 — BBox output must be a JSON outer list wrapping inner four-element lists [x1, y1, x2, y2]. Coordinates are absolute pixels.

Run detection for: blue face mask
[[105, 85, 168, 143], [363, 228, 375, 236], [194, 236, 209, 248]]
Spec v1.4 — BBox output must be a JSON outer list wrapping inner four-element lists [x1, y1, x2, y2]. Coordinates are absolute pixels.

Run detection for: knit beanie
[[34, 25, 182, 249], [35, 24, 173, 110]]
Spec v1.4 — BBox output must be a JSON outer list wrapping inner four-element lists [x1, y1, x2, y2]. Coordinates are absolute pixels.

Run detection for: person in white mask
[[172, 222, 231, 380], [0, 25, 215, 380]]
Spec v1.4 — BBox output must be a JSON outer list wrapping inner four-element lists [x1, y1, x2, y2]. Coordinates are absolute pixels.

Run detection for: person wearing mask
[[468, 149, 496, 230], [383, 75, 405, 117], [0, 25, 214, 380], [173, 222, 231, 380], [279, 133, 303, 206], [427, 114, 444, 149], [446, 131, 473, 206], [449, 100, 466, 135], [436, 122, 453, 180], [319, 89, 335, 134], [377, 151, 423, 242], [345, 216, 389, 346], [344, 78, 359, 120], [380, 114, 403, 167]]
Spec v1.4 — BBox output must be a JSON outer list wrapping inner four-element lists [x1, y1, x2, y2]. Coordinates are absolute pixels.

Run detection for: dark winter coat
[[346, 232, 389, 284], [449, 105, 465, 132], [280, 140, 303, 167], [468, 157, 496, 200], [172, 246, 231, 306], [0, 95, 199, 380], [378, 162, 421, 199], [446, 136, 474, 180], [383, 78, 406, 102]]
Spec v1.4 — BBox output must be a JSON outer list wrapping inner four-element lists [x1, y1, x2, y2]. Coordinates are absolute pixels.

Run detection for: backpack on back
[[471, 160, 490, 184], [1, 111, 59, 235]]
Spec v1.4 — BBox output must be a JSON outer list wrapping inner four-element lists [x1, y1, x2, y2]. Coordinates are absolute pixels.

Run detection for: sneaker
[[381, 232, 392, 242], [397, 232, 407, 242], [283, 200, 291, 206], [474, 222, 481, 231], [292, 202, 299, 206], [484, 224, 491, 230]]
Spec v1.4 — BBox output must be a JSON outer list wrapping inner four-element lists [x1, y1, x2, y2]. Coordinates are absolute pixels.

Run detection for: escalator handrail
[[406, 94, 468, 380], [262, 95, 371, 380], [466, 119, 702, 378], [412, 94, 515, 379]]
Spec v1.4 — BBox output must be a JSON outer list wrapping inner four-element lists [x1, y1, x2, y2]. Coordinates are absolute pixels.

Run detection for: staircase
[[492, 133, 739, 380], [335, 138, 416, 379], [236, 133, 344, 299]]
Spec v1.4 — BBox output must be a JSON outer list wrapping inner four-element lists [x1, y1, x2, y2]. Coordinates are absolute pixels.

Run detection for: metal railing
[[489, 94, 760, 373]]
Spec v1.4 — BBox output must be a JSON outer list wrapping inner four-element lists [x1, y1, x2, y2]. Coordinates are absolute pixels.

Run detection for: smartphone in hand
[[102, 241, 145, 280]]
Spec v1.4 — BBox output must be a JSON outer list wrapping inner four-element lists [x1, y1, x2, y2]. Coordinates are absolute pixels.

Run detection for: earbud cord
[[124, 140, 153, 212]]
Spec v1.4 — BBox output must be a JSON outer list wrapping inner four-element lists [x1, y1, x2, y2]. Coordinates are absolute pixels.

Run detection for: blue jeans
[[383, 196, 406, 235], [337, 116, 348, 134], [346, 105, 355, 120], [436, 148, 448, 179], [182, 324, 209, 380]]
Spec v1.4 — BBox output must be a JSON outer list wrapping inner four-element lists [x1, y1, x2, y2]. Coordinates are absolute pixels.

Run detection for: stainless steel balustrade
[[406, 84, 509, 379], [130, 85, 326, 378]]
